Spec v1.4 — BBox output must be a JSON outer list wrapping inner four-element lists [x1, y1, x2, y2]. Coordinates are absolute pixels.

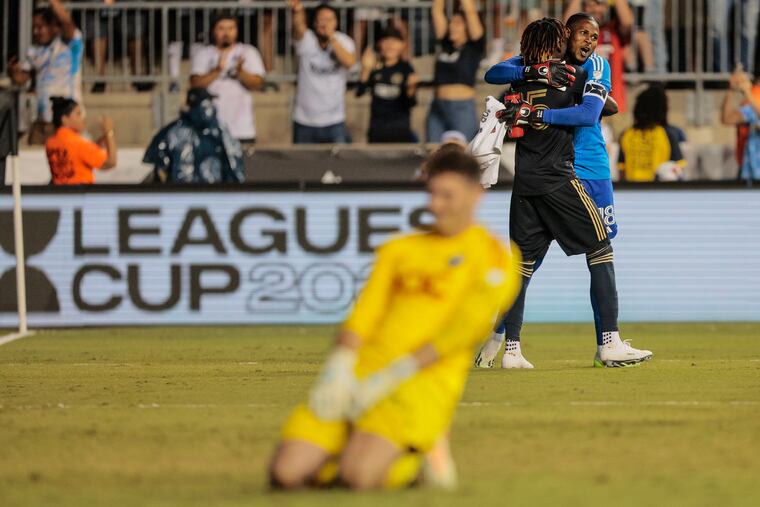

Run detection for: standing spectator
[[708, 0, 759, 73], [427, 0, 485, 143], [190, 12, 266, 145], [143, 88, 244, 184], [722, 67, 760, 182], [618, 85, 686, 182], [639, 0, 667, 73], [357, 26, 419, 143], [288, 0, 356, 144], [627, 0, 661, 73], [7, 0, 83, 145], [565, 0, 633, 113], [80, 0, 152, 93], [45, 97, 117, 185]]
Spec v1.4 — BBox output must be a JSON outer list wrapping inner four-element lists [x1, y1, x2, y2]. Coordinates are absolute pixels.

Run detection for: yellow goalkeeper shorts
[[281, 387, 448, 455]]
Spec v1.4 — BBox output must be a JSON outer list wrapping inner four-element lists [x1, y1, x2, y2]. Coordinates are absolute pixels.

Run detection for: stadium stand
[[1, 0, 759, 182]]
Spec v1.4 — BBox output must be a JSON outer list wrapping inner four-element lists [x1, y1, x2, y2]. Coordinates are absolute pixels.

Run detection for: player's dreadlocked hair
[[520, 17, 568, 65]]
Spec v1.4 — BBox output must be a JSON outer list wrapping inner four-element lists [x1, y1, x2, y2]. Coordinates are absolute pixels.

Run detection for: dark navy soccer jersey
[[356, 60, 416, 135], [511, 65, 587, 196]]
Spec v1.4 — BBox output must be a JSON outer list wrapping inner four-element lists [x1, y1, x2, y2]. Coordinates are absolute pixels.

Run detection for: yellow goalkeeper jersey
[[344, 224, 521, 434], [281, 223, 521, 455]]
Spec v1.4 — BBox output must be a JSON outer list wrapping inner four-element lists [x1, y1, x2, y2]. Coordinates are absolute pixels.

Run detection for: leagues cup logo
[[0, 210, 61, 313]]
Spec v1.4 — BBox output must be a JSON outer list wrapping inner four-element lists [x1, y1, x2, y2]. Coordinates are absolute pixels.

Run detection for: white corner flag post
[[12, 154, 28, 334], [0, 154, 34, 347], [0, 91, 33, 347]]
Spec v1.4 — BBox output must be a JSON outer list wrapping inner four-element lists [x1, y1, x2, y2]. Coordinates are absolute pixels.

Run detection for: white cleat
[[594, 333, 653, 368], [501, 341, 534, 369], [422, 436, 458, 490], [474, 332, 503, 368]]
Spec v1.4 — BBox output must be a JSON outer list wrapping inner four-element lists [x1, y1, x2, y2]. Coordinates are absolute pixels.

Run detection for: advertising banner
[[1, 189, 759, 326]]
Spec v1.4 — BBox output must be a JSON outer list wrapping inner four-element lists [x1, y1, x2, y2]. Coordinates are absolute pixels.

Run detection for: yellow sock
[[314, 458, 340, 487], [383, 453, 422, 490]]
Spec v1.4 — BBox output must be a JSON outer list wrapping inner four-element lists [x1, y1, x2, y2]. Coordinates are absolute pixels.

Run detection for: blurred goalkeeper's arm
[[307, 330, 361, 421], [308, 244, 396, 420]]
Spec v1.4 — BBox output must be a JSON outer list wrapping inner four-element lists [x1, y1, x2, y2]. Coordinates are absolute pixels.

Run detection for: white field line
[[0, 331, 35, 347], [1, 401, 758, 412], [3, 361, 262, 367]]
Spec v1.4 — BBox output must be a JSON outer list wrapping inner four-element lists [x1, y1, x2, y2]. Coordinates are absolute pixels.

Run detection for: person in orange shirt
[[45, 96, 117, 185]]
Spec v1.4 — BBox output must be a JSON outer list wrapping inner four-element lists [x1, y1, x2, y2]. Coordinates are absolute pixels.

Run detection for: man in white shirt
[[8, 0, 83, 145], [288, 0, 357, 144], [190, 12, 266, 144]]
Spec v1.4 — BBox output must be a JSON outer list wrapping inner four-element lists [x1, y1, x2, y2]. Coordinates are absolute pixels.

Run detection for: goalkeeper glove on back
[[497, 93, 545, 138], [523, 60, 576, 89]]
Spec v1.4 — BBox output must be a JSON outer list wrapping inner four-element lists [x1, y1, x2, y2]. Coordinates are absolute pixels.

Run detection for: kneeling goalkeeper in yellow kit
[[268, 149, 522, 490]]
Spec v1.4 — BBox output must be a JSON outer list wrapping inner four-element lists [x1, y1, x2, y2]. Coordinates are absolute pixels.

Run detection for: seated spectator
[[45, 97, 117, 185], [190, 11, 266, 145], [8, 0, 83, 145], [618, 85, 686, 182], [289, 0, 356, 144], [721, 66, 760, 182], [427, 0, 485, 143], [143, 88, 244, 184], [82, 0, 153, 93], [357, 26, 419, 143], [565, 0, 633, 113]]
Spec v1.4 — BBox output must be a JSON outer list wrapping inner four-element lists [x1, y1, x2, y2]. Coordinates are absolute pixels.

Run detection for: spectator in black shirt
[[357, 26, 419, 143], [427, 0, 485, 143]]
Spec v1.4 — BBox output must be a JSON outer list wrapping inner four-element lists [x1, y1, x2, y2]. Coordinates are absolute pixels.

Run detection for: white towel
[[468, 95, 508, 189]]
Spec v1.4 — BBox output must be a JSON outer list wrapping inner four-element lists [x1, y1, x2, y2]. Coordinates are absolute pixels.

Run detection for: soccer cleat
[[501, 340, 534, 369], [595, 334, 653, 368], [422, 436, 458, 490], [474, 332, 504, 368]]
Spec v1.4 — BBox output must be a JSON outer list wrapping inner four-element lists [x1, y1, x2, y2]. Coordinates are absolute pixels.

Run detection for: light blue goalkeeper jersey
[[574, 53, 612, 180]]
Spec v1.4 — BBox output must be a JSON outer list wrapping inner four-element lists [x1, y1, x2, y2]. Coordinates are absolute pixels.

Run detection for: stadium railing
[[2, 0, 757, 126]]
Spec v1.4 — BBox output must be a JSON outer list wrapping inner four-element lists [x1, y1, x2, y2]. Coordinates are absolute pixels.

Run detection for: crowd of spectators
[[3, 0, 760, 184]]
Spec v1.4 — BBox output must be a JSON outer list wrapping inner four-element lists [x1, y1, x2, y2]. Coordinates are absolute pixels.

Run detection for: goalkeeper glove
[[523, 60, 576, 89], [347, 354, 419, 421], [308, 347, 357, 421], [497, 93, 545, 138]]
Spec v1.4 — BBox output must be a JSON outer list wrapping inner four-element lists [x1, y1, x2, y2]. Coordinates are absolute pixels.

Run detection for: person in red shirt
[[45, 97, 117, 185], [565, 0, 633, 113]]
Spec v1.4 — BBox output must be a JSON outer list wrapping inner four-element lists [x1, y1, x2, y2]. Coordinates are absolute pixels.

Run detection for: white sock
[[505, 340, 521, 354], [601, 331, 620, 346], [490, 331, 505, 344]]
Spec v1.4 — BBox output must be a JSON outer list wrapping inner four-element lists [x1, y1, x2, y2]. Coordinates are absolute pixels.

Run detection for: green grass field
[[1, 323, 759, 507]]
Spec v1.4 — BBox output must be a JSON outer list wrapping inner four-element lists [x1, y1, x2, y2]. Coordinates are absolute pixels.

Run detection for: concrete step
[[71, 85, 737, 148]]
